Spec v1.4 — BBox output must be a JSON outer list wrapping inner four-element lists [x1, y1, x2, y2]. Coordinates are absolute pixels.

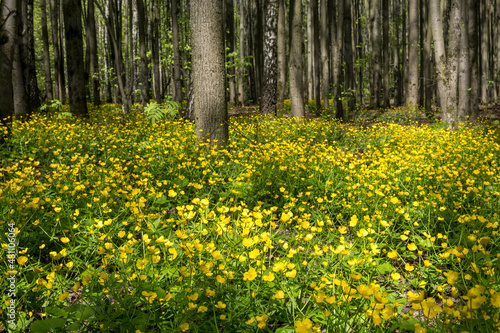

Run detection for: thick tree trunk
[[39, 0, 53, 101], [12, 42, 28, 117], [468, 0, 478, 119], [63, 0, 88, 117], [276, 0, 286, 112], [430, 0, 461, 128], [191, 0, 228, 144], [0, 0, 16, 140], [320, 0, 329, 109], [289, 0, 305, 118], [261, 0, 278, 115], [407, 0, 418, 105]]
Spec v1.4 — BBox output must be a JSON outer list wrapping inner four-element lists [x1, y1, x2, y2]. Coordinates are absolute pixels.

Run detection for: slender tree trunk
[[172, 0, 182, 103], [407, 0, 418, 105], [423, 0, 433, 114], [402, 0, 407, 102], [277, 0, 286, 112], [239, 0, 250, 105], [58, 0, 66, 103], [225, 0, 235, 103], [312, 0, 320, 110], [393, 0, 402, 106], [191, 0, 228, 144], [344, 0, 354, 110], [467, 0, 478, 119], [137, 0, 149, 106], [333, 0, 344, 118], [0, 0, 16, 141], [289, 0, 305, 118], [251, 0, 263, 104], [307, 1, 313, 101], [39, 0, 53, 100], [88, 0, 100, 106], [382, 0, 390, 107], [320, 0, 329, 109], [151, 0, 160, 103], [495, 0, 500, 103], [480, 0, 489, 103], [12, 41, 28, 118], [63, 0, 88, 117], [370, 0, 381, 107], [261, 0, 278, 115], [458, 0, 470, 119], [49, 0, 62, 101]]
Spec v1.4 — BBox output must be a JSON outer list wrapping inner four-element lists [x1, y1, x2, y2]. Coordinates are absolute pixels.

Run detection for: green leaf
[[29, 318, 67, 333], [376, 262, 394, 274]]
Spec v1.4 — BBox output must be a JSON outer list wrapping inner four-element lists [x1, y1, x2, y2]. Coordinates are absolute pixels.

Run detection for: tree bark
[[137, 0, 149, 106], [261, 0, 278, 115], [191, 0, 228, 144], [480, 0, 489, 103], [239, 0, 250, 105], [333, 0, 344, 118], [58, 0, 66, 103], [87, 0, 100, 106], [430, 0, 461, 128], [63, 0, 88, 117], [0, 0, 16, 140], [468, 0, 478, 119], [344, 0, 354, 110], [151, 0, 160, 103], [370, 0, 381, 107], [307, 1, 313, 101], [39, 0, 53, 101], [393, 0, 402, 106], [458, 0, 470, 119], [225, 0, 235, 104], [312, 0, 320, 110], [251, 0, 263, 104], [320, 0, 329, 109], [276, 0, 286, 112], [289, 0, 305, 118], [172, 0, 182, 103], [407, 0, 418, 105], [382, 0, 390, 107]]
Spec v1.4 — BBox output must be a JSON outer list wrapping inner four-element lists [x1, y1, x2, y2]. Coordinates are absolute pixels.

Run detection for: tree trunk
[[312, 0, 320, 110], [239, 0, 250, 105], [393, 0, 402, 106], [382, 0, 390, 107], [430, 0, 461, 128], [333, 0, 344, 118], [172, 0, 182, 103], [191, 0, 228, 144], [251, 0, 263, 104], [40, 0, 53, 101], [289, 0, 305, 118], [58, 0, 66, 103], [467, 0, 478, 119], [344, 0, 354, 110], [320, 0, 329, 109], [12, 40, 28, 118], [225, 0, 235, 103], [87, 0, 100, 106], [0, 0, 16, 140], [151, 0, 160, 103], [307, 1, 313, 101], [49, 0, 62, 101], [480, 0, 489, 103], [458, 0, 470, 119], [63, 0, 88, 117], [277, 0, 286, 112], [370, 0, 381, 107], [423, 0, 434, 115], [136, 0, 149, 106], [407, 0, 418, 105], [261, 0, 278, 115]]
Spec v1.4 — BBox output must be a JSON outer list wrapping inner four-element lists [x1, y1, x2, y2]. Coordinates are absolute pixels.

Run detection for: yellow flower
[[216, 275, 226, 284], [198, 306, 208, 313], [243, 267, 257, 281], [381, 305, 394, 319], [414, 323, 427, 333], [387, 250, 398, 260], [491, 292, 500, 308], [187, 293, 199, 301], [188, 302, 197, 310], [136, 259, 147, 270], [357, 285, 373, 299], [58, 292, 69, 302], [142, 291, 157, 303], [118, 230, 126, 238], [273, 290, 285, 299], [349, 215, 358, 227], [444, 271, 459, 285], [179, 323, 189, 332], [405, 263, 415, 271], [248, 249, 260, 259], [407, 243, 417, 251], [215, 301, 226, 309], [285, 269, 297, 278], [391, 272, 401, 281], [168, 247, 178, 260], [263, 272, 275, 282], [295, 318, 313, 333], [338, 226, 347, 234], [206, 289, 215, 297], [17, 256, 28, 265], [60, 237, 70, 244]]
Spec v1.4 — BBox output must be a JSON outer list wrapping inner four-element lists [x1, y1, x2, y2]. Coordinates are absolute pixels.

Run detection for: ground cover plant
[[1, 104, 500, 332]]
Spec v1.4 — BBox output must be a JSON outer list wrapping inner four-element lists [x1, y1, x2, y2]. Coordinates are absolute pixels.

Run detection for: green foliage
[[38, 99, 63, 113], [144, 98, 180, 124]]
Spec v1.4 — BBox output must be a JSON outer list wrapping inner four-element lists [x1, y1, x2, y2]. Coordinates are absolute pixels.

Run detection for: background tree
[[191, 0, 228, 144], [289, 0, 305, 118], [261, 0, 278, 116], [39, 0, 53, 101], [0, 0, 16, 140], [63, 0, 88, 117]]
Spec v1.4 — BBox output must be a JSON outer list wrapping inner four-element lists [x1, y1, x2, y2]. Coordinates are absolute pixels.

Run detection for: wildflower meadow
[[1, 105, 500, 332]]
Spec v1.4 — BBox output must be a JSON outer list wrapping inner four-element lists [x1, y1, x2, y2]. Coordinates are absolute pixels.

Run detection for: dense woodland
[[1, 0, 500, 136]]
